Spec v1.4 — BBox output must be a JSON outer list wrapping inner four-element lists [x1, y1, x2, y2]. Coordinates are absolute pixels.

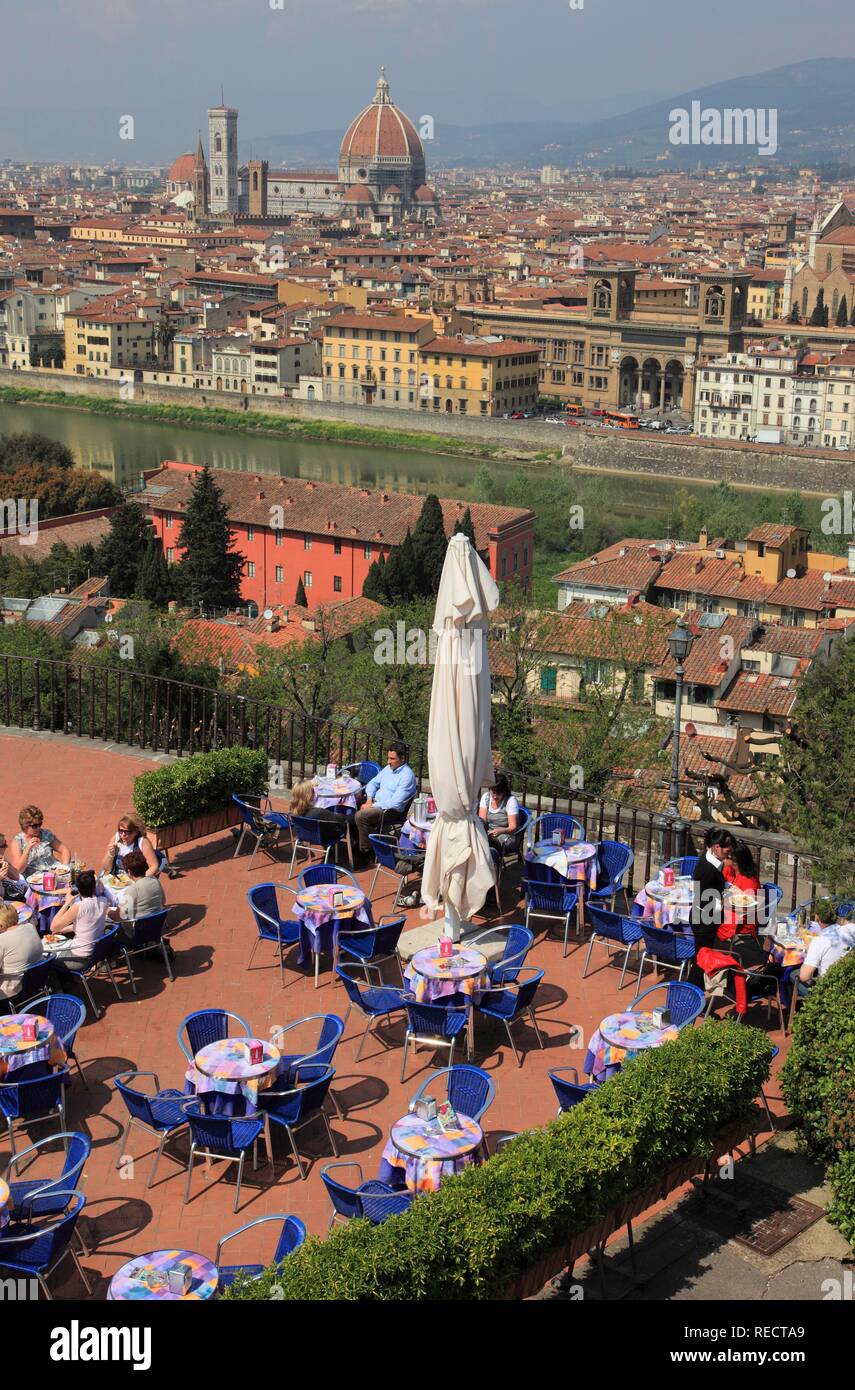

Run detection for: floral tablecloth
[[186, 1038, 281, 1113], [0, 1177, 9, 1230], [379, 1112, 482, 1193], [768, 926, 819, 969], [313, 775, 362, 811], [25, 868, 72, 934], [584, 1010, 679, 1082], [404, 947, 488, 1003], [0, 1014, 67, 1079], [525, 840, 598, 889], [293, 884, 372, 966], [108, 1249, 218, 1301], [399, 815, 434, 851], [634, 876, 694, 929]]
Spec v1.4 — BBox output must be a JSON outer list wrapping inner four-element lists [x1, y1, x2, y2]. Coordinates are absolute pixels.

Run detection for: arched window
[[795, 398, 802, 411], [593, 279, 612, 313], [802, 288, 809, 317], [833, 289, 840, 317], [445, 375, 452, 388], [252, 171, 258, 191], [705, 286, 725, 318], [215, 133, 222, 154], [826, 254, 833, 273]]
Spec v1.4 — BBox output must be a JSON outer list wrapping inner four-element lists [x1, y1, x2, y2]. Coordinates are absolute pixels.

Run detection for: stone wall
[[3, 366, 855, 494]]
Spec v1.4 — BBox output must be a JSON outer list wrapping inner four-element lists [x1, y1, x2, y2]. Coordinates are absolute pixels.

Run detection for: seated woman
[[718, 842, 762, 943], [478, 774, 520, 858], [0, 901, 42, 1002], [0, 831, 31, 903], [50, 869, 110, 974], [101, 814, 159, 878], [7, 805, 70, 877], [288, 780, 349, 826]]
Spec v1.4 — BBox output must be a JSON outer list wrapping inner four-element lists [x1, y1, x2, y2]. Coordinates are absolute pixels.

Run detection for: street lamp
[[665, 616, 694, 857]]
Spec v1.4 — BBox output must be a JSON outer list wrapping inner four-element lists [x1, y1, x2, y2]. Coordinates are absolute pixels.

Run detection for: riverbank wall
[[3, 367, 855, 496]]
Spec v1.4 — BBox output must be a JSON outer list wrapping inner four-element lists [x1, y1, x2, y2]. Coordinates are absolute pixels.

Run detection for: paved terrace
[[0, 731, 787, 1298]]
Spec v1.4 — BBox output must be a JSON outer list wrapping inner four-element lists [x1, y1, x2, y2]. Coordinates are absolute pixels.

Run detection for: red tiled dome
[[342, 184, 376, 203], [168, 153, 195, 184], [340, 69, 424, 166], [413, 184, 437, 202]]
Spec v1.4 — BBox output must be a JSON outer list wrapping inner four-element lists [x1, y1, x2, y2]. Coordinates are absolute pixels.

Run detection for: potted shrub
[[133, 746, 268, 851]]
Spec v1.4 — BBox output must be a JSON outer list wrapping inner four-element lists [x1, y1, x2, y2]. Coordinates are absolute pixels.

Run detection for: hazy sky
[[0, 0, 853, 161]]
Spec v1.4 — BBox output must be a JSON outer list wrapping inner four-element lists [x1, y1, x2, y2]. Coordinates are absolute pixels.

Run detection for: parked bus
[[564, 404, 584, 416], [604, 411, 640, 429]]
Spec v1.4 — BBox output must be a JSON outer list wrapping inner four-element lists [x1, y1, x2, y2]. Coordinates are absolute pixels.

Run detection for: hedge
[[782, 950, 855, 1246], [223, 1020, 772, 1301], [132, 746, 268, 828]]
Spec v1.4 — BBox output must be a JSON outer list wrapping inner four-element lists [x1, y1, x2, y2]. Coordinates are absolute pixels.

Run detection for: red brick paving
[[0, 731, 789, 1298]]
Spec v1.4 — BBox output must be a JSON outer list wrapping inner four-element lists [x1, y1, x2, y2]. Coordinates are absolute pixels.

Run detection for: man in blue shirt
[[353, 742, 417, 861]]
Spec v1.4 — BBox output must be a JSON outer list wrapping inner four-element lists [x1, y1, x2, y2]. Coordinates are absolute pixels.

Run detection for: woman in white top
[[50, 870, 110, 970], [100, 814, 158, 878], [478, 774, 520, 850], [0, 902, 42, 1000]]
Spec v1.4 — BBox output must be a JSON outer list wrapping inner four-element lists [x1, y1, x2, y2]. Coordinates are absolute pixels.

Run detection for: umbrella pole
[[443, 900, 464, 943]]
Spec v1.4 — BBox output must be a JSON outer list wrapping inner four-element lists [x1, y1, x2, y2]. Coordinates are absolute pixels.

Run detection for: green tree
[[836, 295, 849, 328], [760, 638, 855, 893], [788, 304, 801, 324], [0, 432, 75, 473], [362, 553, 388, 602], [410, 493, 447, 595], [294, 575, 308, 608], [452, 506, 476, 545], [810, 289, 828, 327], [94, 501, 155, 598], [174, 465, 245, 613], [135, 540, 172, 607], [3, 462, 120, 520], [384, 531, 417, 602], [778, 490, 806, 526]]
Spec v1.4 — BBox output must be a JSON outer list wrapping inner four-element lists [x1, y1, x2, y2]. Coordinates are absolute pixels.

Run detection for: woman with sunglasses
[[6, 806, 70, 876], [100, 814, 159, 878]]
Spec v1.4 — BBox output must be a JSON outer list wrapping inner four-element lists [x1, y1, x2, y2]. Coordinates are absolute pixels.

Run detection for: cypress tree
[[94, 501, 154, 598], [452, 506, 477, 545], [384, 531, 417, 601], [174, 465, 245, 613], [788, 304, 801, 324], [362, 553, 388, 601], [294, 575, 308, 608], [135, 540, 172, 607], [411, 493, 447, 595], [809, 289, 826, 327], [836, 295, 849, 327]]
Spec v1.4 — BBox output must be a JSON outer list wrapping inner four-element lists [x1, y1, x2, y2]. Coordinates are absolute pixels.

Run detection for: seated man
[[352, 742, 417, 865], [797, 902, 855, 997], [108, 850, 165, 935]]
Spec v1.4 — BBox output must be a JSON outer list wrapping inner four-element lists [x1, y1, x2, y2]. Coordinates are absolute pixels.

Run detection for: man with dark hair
[[352, 743, 417, 864], [690, 827, 736, 954]]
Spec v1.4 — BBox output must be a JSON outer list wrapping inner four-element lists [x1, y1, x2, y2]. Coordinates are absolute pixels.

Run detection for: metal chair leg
[[161, 941, 174, 983], [233, 826, 248, 858], [70, 1247, 94, 1295], [529, 1006, 545, 1049], [104, 960, 122, 999], [183, 1146, 195, 1204], [582, 934, 596, 978], [323, 1111, 339, 1157], [400, 1033, 410, 1083], [79, 973, 101, 1020], [286, 1126, 307, 1180], [117, 1116, 133, 1168], [148, 1132, 167, 1188], [314, 949, 320, 989], [234, 1151, 245, 1211], [505, 1021, 522, 1068], [122, 950, 138, 997], [288, 840, 299, 878], [355, 1014, 373, 1061]]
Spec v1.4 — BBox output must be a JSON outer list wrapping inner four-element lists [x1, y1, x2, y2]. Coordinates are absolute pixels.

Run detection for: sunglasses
[[117, 826, 133, 834]]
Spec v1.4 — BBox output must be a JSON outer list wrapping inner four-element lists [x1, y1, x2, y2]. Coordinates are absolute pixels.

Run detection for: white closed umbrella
[[421, 532, 500, 940]]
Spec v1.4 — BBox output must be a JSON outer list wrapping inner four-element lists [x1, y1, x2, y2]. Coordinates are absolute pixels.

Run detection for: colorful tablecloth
[[584, 1010, 679, 1082], [526, 840, 598, 889], [379, 1112, 482, 1194], [313, 775, 362, 811], [634, 876, 694, 929], [0, 1177, 9, 1230], [25, 870, 71, 935], [405, 947, 488, 1003], [98, 873, 133, 911], [293, 884, 371, 966], [399, 815, 435, 851], [0, 1014, 67, 1079], [108, 1249, 218, 1301], [186, 1038, 281, 1113], [769, 927, 819, 969]]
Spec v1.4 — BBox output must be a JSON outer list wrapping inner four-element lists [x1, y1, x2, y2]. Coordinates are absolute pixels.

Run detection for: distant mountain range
[[246, 58, 855, 171]]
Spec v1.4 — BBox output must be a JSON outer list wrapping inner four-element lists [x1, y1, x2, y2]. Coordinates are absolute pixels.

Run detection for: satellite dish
[[823, 572, 832, 584], [263, 608, 273, 621], [786, 568, 796, 579]]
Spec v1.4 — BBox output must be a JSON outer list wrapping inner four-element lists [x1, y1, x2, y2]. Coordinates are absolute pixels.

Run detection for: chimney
[[266, 614, 279, 634], [692, 557, 704, 574], [380, 493, 389, 503], [305, 481, 316, 491], [255, 490, 265, 500]]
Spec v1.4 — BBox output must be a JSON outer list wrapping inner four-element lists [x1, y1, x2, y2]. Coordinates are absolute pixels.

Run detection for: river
[[0, 396, 730, 524]]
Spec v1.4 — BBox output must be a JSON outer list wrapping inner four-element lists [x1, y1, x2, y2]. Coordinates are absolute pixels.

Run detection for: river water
[[0, 397, 721, 523]]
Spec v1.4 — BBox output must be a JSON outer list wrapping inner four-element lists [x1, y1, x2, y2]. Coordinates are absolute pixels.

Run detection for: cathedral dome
[[167, 153, 195, 185], [340, 68, 425, 172]]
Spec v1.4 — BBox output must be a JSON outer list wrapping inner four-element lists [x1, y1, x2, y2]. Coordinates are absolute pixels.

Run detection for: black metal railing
[[0, 654, 824, 909]]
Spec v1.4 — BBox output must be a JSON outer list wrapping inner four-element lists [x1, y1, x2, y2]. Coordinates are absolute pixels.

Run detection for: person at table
[[352, 742, 417, 865], [50, 869, 110, 973], [0, 832, 30, 904], [7, 806, 70, 876], [718, 841, 762, 943], [796, 901, 855, 997], [100, 814, 159, 878], [478, 774, 520, 854], [0, 901, 42, 1001], [689, 827, 736, 956], [288, 779, 350, 828], [108, 851, 165, 926]]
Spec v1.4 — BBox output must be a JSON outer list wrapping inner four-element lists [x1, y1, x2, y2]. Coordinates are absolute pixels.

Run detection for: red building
[[142, 461, 535, 611]]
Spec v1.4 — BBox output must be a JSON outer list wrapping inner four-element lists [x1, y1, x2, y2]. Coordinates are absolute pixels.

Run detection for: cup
[[326, 763, 336, 779]]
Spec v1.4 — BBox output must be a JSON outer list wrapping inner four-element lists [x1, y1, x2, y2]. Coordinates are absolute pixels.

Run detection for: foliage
[[836, 295, 849, 328], [94, 502, 157, 599], [0, 432, 75, 473], [410, 492, 447, 595], [0, 540, 95, 600], [1, 461, 120, 519], [133, 746, 267, 828], [362, 553, 388, 602], [223, 1022, 771, 1300], [452, 506, 476, 545], [782, 952, 855, 1247], [135, 541, 173, 607], [174, 465, 245, 612], [760, 637, 855, 892]]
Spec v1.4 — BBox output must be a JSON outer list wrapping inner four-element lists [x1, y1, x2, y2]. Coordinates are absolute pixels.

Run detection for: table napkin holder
[[651, 1008, 671, 1028], [248, 1040, 263, 1065], [438, 934, 453, 959], [415, 1096, 437, 1122], [551, 829, 564, 846], [167, 1263, 193, 1295]]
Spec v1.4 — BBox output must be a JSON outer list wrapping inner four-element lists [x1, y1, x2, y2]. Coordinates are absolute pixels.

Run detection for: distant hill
[[246, 58, 855, 171]]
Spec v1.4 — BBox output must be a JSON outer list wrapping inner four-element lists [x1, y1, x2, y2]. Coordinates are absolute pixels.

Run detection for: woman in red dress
[[717, 842, 761, 943]]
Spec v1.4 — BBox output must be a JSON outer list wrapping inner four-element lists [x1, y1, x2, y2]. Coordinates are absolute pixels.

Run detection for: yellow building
[[64, 307, 158, 378], [322, 312, 435, 408], [417, 334, 539, 416]]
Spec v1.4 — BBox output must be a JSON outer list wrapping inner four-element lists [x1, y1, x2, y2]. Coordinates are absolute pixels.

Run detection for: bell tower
[[586, 265, 637, 321]]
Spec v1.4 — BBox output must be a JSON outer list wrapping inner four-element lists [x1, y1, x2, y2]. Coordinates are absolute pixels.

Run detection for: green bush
[[132, 746, 267, 828], [782, 951, 855, 1245], [223, 1021, 771, 1301]]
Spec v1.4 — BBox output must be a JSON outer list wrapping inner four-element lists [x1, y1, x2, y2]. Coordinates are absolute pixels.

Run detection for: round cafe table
[[526, 839, 597, 933], [405, 946, 488, 1055], [768, 926, 819, 970], [399, 812, 435, 851], [186, 1038, 281, 1116], [635, 876, 695, 929], [584, 1010, 679, 1083], [108, 1249, 218, 1301], [294, 883, 371, 982], [25, 868, 73, 935], [379, 1112, 483, 1194], [312, 774, 362, 812], [0, 1177, 10, 1230], [0, 1014, 67, 1080]]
